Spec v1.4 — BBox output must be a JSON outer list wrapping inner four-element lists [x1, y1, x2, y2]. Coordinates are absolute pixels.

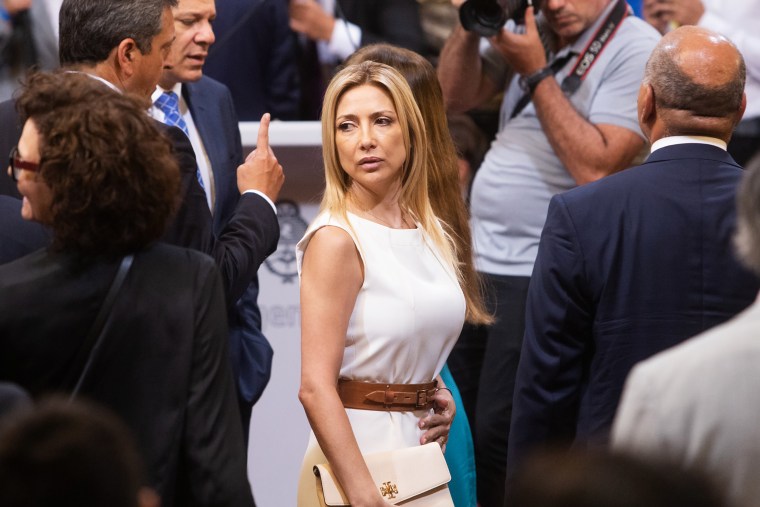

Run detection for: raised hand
[[288, 0, 335, 42], [488, 6, 547, 77], [236, 113, 285, 202]]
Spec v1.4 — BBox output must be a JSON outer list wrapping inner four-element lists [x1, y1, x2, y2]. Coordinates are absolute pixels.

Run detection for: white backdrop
[[241, 122, 323, 506]]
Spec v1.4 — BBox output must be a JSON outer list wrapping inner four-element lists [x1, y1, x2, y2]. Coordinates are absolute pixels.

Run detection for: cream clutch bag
[[313, 442, 454, 506]]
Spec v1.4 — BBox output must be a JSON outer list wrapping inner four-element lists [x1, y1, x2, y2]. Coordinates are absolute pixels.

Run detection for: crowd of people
[[1, 0, 759, 506]]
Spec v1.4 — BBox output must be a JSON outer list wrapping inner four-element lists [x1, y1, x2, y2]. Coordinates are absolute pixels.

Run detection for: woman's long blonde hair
[[345, 45, 492, 324], [320, 61, 460, 286]]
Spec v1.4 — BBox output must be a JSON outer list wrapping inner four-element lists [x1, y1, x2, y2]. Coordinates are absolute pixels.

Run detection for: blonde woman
[[297, 61, 464, 506], [345, 43, 491, 507]]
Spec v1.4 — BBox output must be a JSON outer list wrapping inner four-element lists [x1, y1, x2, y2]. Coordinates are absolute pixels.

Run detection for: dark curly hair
[[16, 71, 180, 258]]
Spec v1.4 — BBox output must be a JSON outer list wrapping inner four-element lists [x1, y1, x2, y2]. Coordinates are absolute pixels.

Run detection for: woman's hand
[[418, 387, 456, 452]]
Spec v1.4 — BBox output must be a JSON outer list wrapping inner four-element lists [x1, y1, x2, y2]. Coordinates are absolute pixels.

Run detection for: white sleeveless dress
[[295, 211, 466, 506]]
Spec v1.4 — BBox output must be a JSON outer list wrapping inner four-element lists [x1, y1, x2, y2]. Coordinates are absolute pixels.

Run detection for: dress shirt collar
[[66, 71, 122, 93], [650, 135, 727, 153]]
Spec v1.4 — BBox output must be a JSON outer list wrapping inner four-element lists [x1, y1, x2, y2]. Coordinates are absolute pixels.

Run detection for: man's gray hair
[[59, 0, 177, 66], [734, 155, 760, 275]]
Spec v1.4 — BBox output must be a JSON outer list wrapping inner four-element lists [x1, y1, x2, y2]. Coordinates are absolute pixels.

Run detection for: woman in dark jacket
[[0, 71, 254, 507]]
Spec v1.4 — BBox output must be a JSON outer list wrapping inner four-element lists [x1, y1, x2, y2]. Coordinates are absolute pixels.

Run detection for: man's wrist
[[519, 66, 553, 95]]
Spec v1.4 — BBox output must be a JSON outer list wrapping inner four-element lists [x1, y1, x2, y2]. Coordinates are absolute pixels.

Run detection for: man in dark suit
[[507, 25, 760, 485], [151, 0, 276, 432], [204, 0, 300, 121]]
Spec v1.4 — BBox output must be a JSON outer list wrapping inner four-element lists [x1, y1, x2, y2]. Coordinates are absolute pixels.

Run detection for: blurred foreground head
[[0, 398, 159, 507], [511, 448, 726, 507], [735, 155, 760, 275]]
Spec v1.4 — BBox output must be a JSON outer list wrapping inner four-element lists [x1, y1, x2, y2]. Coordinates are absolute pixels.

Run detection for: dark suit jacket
[[0, 244, 254, 507], [204, 0, 300, 121], [0, 195, 50, 263], [157, 121, 214, 253], [184, 76, 275, 414], [508, 144, 760, 472], [295, 0, 426, 119], [338, 0, 425, 51]]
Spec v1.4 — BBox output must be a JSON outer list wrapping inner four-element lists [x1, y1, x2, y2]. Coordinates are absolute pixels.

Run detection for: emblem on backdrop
[[265, 200, 308, 283]]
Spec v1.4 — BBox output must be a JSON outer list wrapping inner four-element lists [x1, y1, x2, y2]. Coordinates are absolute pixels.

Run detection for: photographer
[[437, 0, 659, 504]]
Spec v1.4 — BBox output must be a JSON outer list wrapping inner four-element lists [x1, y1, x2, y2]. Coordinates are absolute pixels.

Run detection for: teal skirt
[[440, 364, 477, 507]]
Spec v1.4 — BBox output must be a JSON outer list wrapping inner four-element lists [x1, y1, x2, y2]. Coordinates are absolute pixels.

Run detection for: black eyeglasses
[[8, 146, 40, 182]]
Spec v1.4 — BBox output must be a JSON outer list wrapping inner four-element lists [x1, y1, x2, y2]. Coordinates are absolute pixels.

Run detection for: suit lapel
[[184, 81, 219, 171], [183, 80, 227, 221]]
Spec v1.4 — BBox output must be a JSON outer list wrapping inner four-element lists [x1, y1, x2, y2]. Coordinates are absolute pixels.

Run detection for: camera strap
[[510, 0, 630, 119]]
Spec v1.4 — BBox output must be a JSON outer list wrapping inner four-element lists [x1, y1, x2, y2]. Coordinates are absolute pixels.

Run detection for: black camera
[[459, 0, 542, 37]]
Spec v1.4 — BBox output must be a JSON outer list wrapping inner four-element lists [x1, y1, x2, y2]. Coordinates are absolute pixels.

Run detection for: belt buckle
[[415, 389, 428, 408], [383, 385, 393, 408]]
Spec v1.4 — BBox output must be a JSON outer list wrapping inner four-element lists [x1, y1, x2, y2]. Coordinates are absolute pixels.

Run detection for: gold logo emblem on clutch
[[380, 482, 398, 499]]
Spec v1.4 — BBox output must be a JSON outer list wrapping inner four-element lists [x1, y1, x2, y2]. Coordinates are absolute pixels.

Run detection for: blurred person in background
[[204, 0, 300, 121], [0, 0, 58, 101], [289, 0, 426, 119]]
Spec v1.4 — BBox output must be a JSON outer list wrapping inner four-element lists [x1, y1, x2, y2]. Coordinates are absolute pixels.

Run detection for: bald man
[[507, 25, 760, 487]]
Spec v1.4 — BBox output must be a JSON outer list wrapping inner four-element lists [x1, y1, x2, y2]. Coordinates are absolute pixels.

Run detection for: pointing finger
[[257, 112, 271, 151]]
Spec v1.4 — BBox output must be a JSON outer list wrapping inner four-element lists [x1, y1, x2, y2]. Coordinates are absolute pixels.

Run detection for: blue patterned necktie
[[154, 91, 205, 190]]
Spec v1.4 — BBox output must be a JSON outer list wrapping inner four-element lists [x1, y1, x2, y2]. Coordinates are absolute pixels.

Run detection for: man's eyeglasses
[[8, 146, 40, 182]]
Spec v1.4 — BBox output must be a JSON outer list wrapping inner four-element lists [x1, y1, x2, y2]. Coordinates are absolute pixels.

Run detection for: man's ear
[[637, 82, 656, 135], [638, 83, 655, 125], [736, 92, 747, 125], [116, 38, 138, 78]]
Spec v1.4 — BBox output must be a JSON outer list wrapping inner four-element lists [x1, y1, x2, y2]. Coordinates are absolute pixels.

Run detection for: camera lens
[[460, 0, 541, 36]]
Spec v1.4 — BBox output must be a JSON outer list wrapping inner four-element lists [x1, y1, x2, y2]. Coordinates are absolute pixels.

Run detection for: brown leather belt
[[337, 378, 438, 412]]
